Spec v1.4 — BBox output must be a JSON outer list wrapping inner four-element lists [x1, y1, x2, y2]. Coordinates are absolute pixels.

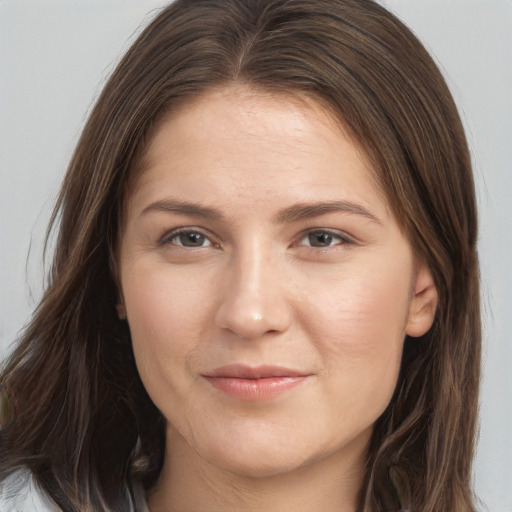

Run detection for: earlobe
[[406, 264, 438, 338]]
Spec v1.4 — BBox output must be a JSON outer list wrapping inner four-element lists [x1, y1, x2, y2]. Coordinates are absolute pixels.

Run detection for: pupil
[[309, 232, 332, 247], [180, 232, 204, 246]]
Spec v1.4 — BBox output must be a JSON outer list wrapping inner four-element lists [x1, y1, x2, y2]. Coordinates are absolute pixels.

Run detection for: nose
[[214, 247, 292, 340]]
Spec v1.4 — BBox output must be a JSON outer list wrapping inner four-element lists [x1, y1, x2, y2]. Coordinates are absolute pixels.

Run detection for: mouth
[[202, 364, 311, 401]]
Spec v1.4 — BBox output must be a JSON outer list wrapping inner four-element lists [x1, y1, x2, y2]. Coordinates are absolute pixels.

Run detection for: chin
[[195, 432, 311, 479], [209, 451, 305, 479]]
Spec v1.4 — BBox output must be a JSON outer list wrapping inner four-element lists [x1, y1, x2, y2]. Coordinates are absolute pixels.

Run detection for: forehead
[[126, 85, 389, 220], [144, 86, 367, 166]]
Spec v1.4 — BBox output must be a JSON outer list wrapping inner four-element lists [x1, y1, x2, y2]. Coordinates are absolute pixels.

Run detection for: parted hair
[[0, 1, 480, 510]]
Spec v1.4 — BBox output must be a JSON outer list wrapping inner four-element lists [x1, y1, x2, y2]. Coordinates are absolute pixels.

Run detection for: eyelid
[[294, 228, 355, 248], [158, 226, 220, 247], [157, 226, 355, 250]]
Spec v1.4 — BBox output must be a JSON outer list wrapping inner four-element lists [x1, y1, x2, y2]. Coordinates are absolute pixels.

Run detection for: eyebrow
[[141, 199, 381, 225], [141, 199, 224, 220], [274, 201, 381, 225]]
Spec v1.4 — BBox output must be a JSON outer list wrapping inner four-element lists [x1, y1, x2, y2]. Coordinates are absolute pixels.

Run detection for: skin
[[118, 85, 437, 512]]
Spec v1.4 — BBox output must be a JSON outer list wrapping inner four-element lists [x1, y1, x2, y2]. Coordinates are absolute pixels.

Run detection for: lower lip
[[204, 376, 308, 401]]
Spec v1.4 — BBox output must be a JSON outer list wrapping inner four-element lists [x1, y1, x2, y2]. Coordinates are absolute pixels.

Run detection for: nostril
[[214, 296, 291, 341]]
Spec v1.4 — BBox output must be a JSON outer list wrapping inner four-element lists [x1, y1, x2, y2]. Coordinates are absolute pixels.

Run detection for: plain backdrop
[[1, 1, 511, 510]]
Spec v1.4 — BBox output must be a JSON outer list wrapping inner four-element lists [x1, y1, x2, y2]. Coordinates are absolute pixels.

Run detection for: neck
[[147, 428, 368, 512]]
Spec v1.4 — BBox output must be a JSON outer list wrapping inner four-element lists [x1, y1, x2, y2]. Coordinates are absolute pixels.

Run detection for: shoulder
[[0, 469, 61, 512], [0, 469, 150, 512]]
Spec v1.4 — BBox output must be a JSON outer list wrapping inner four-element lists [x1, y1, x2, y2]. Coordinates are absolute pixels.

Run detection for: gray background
[[1, 1, 511, 510]]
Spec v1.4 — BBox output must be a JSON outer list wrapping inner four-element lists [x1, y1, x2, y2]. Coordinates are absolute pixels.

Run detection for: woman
[[0, 0, 480, 511]]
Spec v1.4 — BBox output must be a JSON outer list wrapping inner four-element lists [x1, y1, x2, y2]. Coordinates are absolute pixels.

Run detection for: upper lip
[[204, 364, 309, 379]]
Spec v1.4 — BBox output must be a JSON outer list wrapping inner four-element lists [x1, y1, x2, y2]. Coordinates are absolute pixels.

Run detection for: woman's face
[[118, 86, 436, 478]]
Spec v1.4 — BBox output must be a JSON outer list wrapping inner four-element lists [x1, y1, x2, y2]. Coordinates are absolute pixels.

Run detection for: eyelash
[[296, 229, 353, 249], [158, 227, 354, 250], [158, 228, 218, 248]]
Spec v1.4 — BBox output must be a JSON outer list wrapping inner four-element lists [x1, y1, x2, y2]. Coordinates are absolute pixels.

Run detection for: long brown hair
[[0, 1, 480, 510]]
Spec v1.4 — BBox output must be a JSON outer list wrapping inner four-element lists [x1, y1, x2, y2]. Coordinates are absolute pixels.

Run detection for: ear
[[406, 264, 438, 338]]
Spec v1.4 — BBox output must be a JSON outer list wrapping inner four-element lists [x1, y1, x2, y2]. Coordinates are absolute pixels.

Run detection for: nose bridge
[[214, 238, 290, 339]]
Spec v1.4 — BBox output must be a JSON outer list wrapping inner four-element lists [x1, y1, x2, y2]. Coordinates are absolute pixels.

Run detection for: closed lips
[[204, 364, 310, 379], [203, 365, 311, 401]]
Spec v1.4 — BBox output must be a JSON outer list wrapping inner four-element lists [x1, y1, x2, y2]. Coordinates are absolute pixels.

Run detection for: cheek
[[304, 261, 412, 410], [121, 263, 212, 403], [124, 260, 209, 337], [309, 269, 410, 344]]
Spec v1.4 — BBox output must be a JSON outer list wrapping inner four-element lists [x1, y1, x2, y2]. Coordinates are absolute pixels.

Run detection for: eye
[[160, 229, 213, 248], [299, 229, 349, 248]]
